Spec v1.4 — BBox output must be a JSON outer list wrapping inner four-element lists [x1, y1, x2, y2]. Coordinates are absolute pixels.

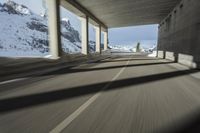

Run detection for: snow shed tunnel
[[60, 0, 200, 68]]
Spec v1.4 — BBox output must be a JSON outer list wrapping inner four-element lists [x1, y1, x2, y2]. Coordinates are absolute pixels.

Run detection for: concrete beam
[[80, 16, 89, 55], [46, 0, 62, 59], [103, 31, 108, 50], [61, 0, 107, 30], [75, 0, 181, 28], [95, 26, 101, 53]]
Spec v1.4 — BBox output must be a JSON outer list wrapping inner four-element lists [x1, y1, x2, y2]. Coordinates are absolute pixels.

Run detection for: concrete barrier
[[157, 0, 200, 69]]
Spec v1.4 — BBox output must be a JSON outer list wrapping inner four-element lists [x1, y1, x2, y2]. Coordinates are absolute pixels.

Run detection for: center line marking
[[50, 59, 130, 133], [0, 78, 28, 85]]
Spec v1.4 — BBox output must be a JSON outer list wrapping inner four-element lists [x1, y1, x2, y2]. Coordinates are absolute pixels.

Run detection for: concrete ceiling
[[74, 0, 181, 28]]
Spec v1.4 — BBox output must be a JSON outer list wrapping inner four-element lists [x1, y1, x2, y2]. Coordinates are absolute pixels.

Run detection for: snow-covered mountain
[[109, 45, 133, 52], [0, 1, 93, 57], [0, 0, 32, 15], [109, 43, 157, 53]]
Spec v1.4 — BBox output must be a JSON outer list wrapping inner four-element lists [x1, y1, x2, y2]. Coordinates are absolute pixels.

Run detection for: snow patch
[[62, 17, 70, 23], [148, 51, 157, 57]]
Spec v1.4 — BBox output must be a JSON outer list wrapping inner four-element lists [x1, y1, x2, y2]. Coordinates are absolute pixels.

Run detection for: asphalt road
[[0, 55, 200, 133]]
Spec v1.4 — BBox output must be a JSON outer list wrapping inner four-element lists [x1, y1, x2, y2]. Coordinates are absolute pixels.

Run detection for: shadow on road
[[0, 58, 173, 93], [43, 61, 174, 76], [0, 69, 199, 113], [97, 58, 163, 63], [158, 110, 200, 133], [174, 114, 200, 133]]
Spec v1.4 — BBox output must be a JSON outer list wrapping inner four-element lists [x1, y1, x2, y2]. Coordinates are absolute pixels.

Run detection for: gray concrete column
[[103, 31, 108, 50], [46, 0, 62, 59], [95, 26, 101, 53], [80, 16, 89, 55]]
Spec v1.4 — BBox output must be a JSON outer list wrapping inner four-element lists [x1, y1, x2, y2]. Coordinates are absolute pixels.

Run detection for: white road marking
[[50, 59, 130, 133], [0, 78, 28, 85]]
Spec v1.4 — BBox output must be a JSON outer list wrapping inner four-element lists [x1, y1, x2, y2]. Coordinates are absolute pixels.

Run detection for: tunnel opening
[[108, 24, 158, 57]]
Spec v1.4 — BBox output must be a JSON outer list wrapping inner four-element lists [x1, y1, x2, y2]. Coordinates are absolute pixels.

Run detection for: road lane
[[62, 56, 200, 133], [50, 58, 130, 133], [0, 55, 130, 133], [1, 55, 200, 133]]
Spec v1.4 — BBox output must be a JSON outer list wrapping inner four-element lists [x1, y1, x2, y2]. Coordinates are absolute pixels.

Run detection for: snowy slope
[[0, 1, 91, 57], [0, 9, 49, 56], [109, 45, 134, 52]]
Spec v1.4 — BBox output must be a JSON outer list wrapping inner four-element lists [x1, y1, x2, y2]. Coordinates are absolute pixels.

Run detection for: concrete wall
[[157, 0, 200, 68]]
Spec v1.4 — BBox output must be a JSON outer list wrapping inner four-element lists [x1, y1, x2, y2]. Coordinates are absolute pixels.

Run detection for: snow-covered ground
[[0, 11, 49, 57], [148, 51, 157, 57], [109, 45, 133, 52], [0, 1, 94, 57]]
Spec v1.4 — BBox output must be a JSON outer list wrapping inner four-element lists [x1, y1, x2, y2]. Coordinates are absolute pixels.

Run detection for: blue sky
[[0, 0, 158, 48], [109, 25, 158, 47]]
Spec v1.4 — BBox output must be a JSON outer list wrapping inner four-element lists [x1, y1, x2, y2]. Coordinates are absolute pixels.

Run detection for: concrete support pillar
[[80, 16, 89, 55], [46, 0, 62, 59], [103, 31, 108, 50], [95, 26, 101, 53]]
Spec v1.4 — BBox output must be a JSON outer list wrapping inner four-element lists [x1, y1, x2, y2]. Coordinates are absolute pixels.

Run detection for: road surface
[[0, 55, 200, 133]]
